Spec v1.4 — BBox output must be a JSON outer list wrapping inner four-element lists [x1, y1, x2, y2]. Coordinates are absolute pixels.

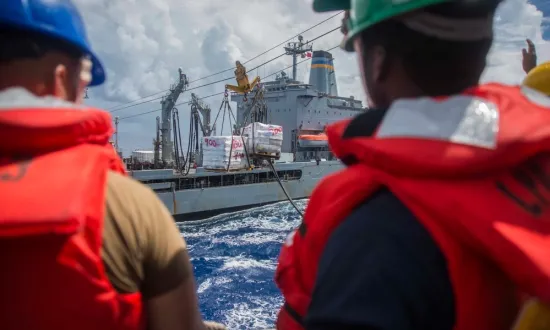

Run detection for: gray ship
[[125, 36, 365, 221]]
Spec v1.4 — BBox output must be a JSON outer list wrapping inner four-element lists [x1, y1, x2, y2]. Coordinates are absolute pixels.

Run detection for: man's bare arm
[[104, 172, 224, 330], [145, 249, 207, 330], [139, 186, 220, 330]]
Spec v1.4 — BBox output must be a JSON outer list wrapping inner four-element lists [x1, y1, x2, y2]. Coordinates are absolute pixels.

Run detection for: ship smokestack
[[309, 50, 338, 96]]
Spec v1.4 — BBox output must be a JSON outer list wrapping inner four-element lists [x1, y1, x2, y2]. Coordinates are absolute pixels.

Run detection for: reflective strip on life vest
[[376, 95, 499, 149]]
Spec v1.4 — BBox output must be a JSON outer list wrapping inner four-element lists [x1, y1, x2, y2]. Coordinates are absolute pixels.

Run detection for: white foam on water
[[223, 296, 282, 330], [180, 200, 305, 329], [219, 255, 276, 271], [197, 276, 233, 294]]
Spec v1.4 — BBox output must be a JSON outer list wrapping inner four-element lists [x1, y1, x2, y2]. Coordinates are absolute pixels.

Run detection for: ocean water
[[177, 200, 306, 330]]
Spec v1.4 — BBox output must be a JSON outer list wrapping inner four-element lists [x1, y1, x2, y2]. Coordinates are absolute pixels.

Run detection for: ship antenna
[[284, 35, 312, 81]]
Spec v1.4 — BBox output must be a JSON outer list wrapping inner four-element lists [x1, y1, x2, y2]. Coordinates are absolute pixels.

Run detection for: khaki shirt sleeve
[[101, 171, 192, 298]]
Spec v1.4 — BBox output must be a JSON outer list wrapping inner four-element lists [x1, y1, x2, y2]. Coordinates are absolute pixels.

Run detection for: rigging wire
[[188, 11, 343, 84], [172, 106, 196, 176], [268, 160, 304, 217], [118, 43, 341, 121], [105, 11, 344, 112], [109, 25, 341, 114], [233, 84, 303, 217]]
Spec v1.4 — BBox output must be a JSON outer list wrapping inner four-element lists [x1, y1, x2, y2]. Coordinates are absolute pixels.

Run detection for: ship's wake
[[178, 200, 306, 329]]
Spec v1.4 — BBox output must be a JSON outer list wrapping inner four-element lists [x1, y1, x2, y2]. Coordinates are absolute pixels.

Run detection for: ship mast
[[160, 68, 189, 164], [284, 35, 312, 81]]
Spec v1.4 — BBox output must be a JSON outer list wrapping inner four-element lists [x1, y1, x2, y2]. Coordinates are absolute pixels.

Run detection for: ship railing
[[141, 169, 303, 192], [169, 169, 303, 191]]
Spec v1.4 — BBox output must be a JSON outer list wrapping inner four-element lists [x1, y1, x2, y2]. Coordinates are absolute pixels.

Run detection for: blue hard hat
[[0, 0, 105, 86]]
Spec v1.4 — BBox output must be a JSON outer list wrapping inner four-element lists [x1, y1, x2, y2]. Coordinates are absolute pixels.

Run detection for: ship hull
[[146, 161, 343, 221]]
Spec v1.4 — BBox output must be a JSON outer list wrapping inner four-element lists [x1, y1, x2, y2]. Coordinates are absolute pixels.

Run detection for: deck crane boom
[[225, 61, 260, 100], [190, 93, 214, 137], [160, 68, 189, 165]]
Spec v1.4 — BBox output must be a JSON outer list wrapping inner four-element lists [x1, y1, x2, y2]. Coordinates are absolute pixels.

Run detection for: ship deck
[[131, 160, 344, 220]]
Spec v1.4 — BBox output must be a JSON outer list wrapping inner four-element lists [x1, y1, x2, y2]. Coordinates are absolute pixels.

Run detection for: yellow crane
[[225, 61, 260, 95]]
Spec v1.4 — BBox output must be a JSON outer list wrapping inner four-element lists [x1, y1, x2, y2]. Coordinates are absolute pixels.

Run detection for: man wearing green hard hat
[[274, 0, 550, 329]]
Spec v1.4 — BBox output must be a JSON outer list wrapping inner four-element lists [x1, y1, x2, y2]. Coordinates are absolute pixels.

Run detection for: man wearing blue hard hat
[[275, 0, 550, 329], [0, 1, 225, 330]]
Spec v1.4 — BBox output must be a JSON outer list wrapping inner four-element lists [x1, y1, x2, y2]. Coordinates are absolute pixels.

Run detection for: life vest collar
[[327, 83, 550, 178], [0, 88, 114, 154]]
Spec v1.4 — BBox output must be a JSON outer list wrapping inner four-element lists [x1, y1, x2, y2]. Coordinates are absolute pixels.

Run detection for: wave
[[179, 199, 306, 329]]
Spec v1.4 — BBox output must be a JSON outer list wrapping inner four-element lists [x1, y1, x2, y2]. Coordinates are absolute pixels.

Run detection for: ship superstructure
[[232, 49, 362, 162], [126, 36, 365, 221]]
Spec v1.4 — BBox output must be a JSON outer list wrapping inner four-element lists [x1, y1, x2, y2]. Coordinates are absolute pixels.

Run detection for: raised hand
[[522, 38, 537, 74]]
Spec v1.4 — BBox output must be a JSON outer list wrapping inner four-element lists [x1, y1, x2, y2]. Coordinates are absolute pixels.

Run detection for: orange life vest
[[0, 106, 144, 330], [275, 83, 550, 330]]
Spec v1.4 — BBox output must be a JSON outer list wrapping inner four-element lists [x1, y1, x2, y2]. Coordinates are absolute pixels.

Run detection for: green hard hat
[[312, 0, 350, 12], [343, 0, 452, 51], [314, 0, 455, 52], [312, 0, 352, 50]]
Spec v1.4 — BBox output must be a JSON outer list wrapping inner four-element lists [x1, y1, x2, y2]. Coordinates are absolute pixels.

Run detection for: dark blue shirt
[[304, 189, 455, 330]]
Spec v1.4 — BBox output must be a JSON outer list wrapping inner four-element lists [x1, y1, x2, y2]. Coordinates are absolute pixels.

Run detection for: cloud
[[77, 0, 549, 154]]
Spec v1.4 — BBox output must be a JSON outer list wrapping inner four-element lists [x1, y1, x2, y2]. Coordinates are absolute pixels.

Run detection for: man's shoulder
[[101, 171, 184, 296], [104, 170, 174, 234], [105, 171, 165, 212], [106, 171, 156, 198]]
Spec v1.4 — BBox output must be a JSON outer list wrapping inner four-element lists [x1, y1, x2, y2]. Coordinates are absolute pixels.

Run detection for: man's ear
[[53, 63, 69, 100], [371, 45, 387, 83]]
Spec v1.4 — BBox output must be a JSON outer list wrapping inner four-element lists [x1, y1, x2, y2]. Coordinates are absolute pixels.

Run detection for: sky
[[76, 0, 550, 156]]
